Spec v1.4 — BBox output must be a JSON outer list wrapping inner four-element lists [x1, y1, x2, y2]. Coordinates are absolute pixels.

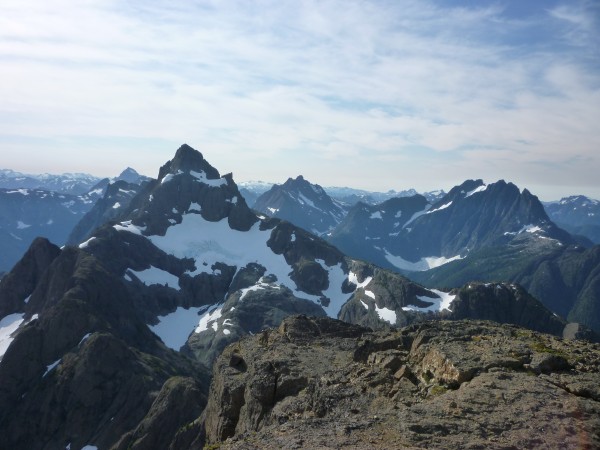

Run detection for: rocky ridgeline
[[201, 315, 600, 449]]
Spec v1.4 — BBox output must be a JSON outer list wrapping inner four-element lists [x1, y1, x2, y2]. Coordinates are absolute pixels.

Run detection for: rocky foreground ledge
[[200, 316, 600, 449]]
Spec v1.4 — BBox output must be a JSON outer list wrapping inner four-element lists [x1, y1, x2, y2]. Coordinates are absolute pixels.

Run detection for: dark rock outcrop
[[0, 237, 60, 318], [447, 282, 567, 336], [0, 247, 209, 450]]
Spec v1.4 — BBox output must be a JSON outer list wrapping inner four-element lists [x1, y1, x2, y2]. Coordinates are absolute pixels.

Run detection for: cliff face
[[202, 315, 600, 449]]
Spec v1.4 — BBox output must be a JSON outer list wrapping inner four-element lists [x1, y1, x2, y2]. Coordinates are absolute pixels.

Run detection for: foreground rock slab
[[202, 316, 600, 449]]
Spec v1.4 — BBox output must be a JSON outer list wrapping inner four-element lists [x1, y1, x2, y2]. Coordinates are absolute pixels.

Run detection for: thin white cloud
[[0, 0, 598, 198]]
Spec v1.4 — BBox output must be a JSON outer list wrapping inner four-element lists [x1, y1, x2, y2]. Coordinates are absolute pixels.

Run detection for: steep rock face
[[0, 246, 208, 450], [113, 376, 207, 450], [328, 195, 430, 269], [202, 316, 600, 449], [253, 175, 347, 235], [448, 283, 567, 336], [123, 144, 258, 236], [329, 179, 575, 274]]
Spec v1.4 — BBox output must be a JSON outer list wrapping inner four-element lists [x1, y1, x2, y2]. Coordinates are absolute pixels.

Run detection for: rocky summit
[[202, 315, 600, 450]]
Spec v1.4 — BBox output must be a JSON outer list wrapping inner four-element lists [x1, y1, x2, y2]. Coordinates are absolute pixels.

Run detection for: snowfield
[[0, 313, 25, 360], [403, 289, 456, 313]]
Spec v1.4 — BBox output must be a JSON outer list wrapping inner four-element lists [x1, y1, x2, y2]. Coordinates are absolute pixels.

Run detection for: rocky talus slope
[[202, 315, 600, 449]]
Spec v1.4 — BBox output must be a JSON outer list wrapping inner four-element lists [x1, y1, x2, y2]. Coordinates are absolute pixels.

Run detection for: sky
[[1, 0, 599, 200]]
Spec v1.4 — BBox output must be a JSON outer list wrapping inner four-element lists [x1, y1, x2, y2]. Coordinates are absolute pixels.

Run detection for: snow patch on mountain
[[43, 359, 61, 377], [190, 170, 227, 187], [239, 277, 280, 301], [146, 216, 304, 299], [78, 333, 92, 346], [375, 305, 396, 324], [403, 289, 456, 313], [130, 266, 180, 289], [188, 202, 202, 213], [149, 306, 209, 350], [522, 224, 543, 233], [384, 250, 464, 272], [78, 236, 96, 249], [297, 193, 315, 208], [0, 313, 25, 361], [311, 260, 352, 318], [403, 205, 431, 228], [465, 184, 488, 197], [161, 171, 181, 184], [427, 201, 453, 214], [113, 220, 146, 235], [348, 271, 372, 289], [195, 305, 224, 333]]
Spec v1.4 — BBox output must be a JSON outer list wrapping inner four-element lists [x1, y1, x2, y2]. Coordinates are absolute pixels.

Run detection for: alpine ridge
[[328, 179, 576, 273]]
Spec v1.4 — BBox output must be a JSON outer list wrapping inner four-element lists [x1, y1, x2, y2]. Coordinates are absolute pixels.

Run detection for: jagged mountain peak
[[116, 145, 258, 235], [289, 174, 305, 182], [116, 167, 145, 184], [436, 179, 548, 222], [157, 144, 221, 183], [282, 175, 325, 194], [253, 174, 347, 235]]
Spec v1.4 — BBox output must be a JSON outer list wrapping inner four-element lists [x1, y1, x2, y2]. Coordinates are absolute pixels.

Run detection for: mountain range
[[0, 168, 149, 274], [544, 195, 600, 244], [0, 169, 102, 195], [239, 180, 447, 208], [2, 144, 596, 448], [248, 175, 600, 333]]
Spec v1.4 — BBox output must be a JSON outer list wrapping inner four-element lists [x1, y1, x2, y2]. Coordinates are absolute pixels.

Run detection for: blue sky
[[1, 0, 599, 200]]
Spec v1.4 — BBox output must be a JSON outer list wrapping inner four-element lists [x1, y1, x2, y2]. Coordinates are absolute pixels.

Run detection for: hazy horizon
[[0, 155, 593, 203], [1, 0, 599, 200]]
